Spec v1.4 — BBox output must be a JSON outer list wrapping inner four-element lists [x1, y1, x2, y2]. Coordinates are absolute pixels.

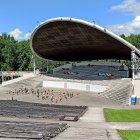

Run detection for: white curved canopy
[[30, 17, 140, 61]]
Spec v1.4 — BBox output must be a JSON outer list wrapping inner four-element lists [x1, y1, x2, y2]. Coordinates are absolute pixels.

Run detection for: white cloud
[[111, 0, 140, 16], [131, 16, 140, 27], [108, 16, 140, 35], [9, 28, 31, 41], [24, 32, 31, 40], [108, 0, 140, 35], [9, 28, 22, 40]]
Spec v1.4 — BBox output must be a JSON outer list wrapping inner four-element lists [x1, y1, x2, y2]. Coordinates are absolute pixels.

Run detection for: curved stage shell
[[30, 17, 140, 61]]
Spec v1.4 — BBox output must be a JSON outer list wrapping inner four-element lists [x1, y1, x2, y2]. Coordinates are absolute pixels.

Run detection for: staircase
[[98, 80, 133, 105]]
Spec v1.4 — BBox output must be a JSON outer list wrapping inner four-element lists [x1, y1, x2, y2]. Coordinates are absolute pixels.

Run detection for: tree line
[[0, 33, 32, 71], [0, 33, 140, 72]]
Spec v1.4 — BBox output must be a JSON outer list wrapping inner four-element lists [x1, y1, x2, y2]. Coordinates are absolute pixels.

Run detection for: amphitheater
[[1, 17, 140, 140]]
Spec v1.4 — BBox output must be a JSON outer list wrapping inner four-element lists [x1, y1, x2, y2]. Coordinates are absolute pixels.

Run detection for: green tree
[[17, 41, 33, 71], [120, 34, 140, 50]]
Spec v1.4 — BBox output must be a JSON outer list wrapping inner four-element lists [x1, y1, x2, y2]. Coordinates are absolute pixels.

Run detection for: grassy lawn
[[118, 130, 140, 140], [104, 108, 140, 122]]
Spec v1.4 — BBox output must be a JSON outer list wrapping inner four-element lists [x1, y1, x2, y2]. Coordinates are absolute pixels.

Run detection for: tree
[[120, 34, 140, 50], [0, 34, 32, 71], [17, 41, 33, 71]]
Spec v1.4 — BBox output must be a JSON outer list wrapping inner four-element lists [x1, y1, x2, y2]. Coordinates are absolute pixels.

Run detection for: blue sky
[[0, 0, 140, 40]]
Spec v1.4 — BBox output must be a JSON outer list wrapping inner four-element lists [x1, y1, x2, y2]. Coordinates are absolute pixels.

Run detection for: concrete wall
[[134, 79, 140, 103], [135, 71, 140, 79], [42, 80, 108, 93], [2, 73, 34, 86]]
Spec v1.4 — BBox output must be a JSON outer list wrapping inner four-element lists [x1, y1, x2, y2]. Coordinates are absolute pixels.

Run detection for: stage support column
[[46, 60, 48, 73], [33, 54, 36, 75], [131, 50, 135, 80]]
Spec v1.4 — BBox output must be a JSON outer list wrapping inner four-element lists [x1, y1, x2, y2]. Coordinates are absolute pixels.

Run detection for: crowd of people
[[7, 88, 80, 104]]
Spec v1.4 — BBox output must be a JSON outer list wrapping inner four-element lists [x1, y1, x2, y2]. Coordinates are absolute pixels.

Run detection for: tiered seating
[[48, 72, 132, 105], [5, 76, 43, 88], [98, 80, 133, 105], [54, 64, 128, 80], [3, 68, 132, 105], [0, 121, 68, 139], [0, 100, 87, 121]]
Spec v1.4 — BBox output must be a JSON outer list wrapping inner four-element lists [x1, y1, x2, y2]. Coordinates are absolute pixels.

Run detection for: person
[[36, 88, 39, 97], [50, 94, 54, 102]]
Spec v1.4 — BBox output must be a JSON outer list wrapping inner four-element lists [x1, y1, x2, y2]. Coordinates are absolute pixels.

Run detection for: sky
[[0, 0, 140, 40]]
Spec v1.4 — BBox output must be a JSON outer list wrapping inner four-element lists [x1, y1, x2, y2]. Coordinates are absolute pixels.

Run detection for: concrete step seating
[[99, 81, 132, 105], [4, 73, 132, 105], [0, 121, 68, 140], [54, 65, 128, 80], [0, 100, 87, 121]]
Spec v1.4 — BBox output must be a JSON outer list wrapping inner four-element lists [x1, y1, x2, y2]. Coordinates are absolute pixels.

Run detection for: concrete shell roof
[[30, 17, 140, 61]]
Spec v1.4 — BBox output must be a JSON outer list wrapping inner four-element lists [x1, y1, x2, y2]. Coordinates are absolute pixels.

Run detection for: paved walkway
[[53, 107, 122, 140], [53, 127, 108, 140], [79, 107, 105, 122]]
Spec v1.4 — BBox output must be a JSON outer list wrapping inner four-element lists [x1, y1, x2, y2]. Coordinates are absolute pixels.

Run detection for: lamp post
[[131, 50, 135, 80], [33, 54, 36, 75]]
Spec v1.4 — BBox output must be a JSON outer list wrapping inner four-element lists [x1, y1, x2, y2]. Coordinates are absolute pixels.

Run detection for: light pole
[[33, 54, 36, 75], [131, 50, 135, 80]]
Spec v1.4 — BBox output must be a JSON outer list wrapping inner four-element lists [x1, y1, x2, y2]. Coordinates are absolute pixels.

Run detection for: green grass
[[104, 108, 140, 122], [118, 130, 140, 140]]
